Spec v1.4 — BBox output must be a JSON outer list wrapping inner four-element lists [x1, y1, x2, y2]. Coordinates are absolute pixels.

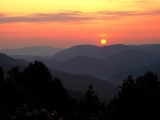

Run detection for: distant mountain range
[[44, 44, 160, 84], [50, 45, 100, 61], [42, 49, 160, 83], [49, 44, 160, 61], [0, 53, 29, 67], [0, 46, 62, 56], [0, 52, 115, 101], [1, 44, 160, 86]]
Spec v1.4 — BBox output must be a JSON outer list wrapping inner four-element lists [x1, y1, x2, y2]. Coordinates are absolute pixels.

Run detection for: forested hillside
[[0, 61, 160, 120], [0, 53, 115, 101]]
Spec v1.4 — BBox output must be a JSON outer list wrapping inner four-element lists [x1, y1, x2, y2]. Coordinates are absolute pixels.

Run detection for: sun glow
[[101, 39, 106, 45], [0, 0, 160, 49]]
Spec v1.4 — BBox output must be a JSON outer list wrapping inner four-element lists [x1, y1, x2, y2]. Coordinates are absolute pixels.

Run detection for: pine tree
[[70, 84, 107, 120]]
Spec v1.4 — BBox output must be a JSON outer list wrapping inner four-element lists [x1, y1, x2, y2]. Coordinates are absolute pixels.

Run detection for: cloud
[[0, 14, 5, 18], [97, 10, 160, 17], [127, 29, 160, 35], [152, 10, 160, 15], [0, 10, 160, 24], [0, 11, 94, 24]]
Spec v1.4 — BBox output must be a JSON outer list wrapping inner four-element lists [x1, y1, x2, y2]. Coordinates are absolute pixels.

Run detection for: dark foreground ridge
[[0, 60, 160, 120]]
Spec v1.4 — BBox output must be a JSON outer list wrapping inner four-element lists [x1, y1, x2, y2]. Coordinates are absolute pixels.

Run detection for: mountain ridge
[[50, 45, 100, 61], [50, 44, 160, 61], [0, 53, 115, 101], [0, 46, 62, 56]]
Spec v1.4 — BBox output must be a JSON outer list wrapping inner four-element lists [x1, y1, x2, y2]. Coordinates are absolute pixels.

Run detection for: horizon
[[0, 43, 160, 50]]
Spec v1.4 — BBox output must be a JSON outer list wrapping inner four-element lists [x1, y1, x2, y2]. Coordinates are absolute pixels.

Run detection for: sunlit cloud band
[[0, 10, 160, 24]]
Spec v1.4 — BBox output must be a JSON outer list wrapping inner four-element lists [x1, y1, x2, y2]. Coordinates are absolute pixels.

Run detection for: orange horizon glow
[[0, 0, 160, 49]]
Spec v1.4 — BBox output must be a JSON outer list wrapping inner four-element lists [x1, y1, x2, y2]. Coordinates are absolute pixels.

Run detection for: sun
[[101, 39, 106, 45]]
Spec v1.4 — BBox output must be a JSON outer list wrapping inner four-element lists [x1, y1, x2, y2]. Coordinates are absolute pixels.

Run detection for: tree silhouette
[[107, 71, 160, 120], [2, 61, 160, 120], [0, 67, 4, 81], [22, 61, 73, 118], [70, 84, 107, 120], [7, 65, 21, 81], [52, 77, 73, 117], [0, 80, 28, 114], [22, 60, 53, 92], [0, 61, 75, 119]]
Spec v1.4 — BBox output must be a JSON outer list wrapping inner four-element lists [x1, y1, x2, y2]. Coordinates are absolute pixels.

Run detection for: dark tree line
[[0, 61, 105, 120], [0, 61, 160, 120], [107, 71, 160, 120]]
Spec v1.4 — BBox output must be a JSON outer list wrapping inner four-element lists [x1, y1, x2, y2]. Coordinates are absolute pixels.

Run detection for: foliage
[[1, 61, 160, 120], [69, 84, 107, 120], [13, 104, 59, 120], [0, 61, 74, 119], [107, 71, 160, 120], [0, 66, 4, 81]]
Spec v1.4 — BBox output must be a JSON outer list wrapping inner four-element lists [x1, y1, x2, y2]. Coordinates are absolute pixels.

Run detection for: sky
[[0, 0, 160, 49]]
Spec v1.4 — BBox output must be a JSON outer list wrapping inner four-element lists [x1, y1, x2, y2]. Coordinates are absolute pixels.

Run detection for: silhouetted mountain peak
[[50, 45, 100, 61], [91, 44, 132, 59], [0, 46, 62, 56], [0, 53, 15, 62], [0, 53, 29, 66]]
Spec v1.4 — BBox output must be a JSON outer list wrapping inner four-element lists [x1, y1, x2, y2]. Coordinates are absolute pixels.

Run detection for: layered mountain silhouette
[[50, 45, 100, 61], [129, 44, 160, 52], [42, 44, 160, 83], [110, 63, 160, 84], [11, 55, 47, 61], [1, 44, 160, 86], [0, 53, 29, 67], [0, 53, 29, 76], [49, 44, 132, 61], [0, 53, 115, 101], [0, 46, 62, 56], [49, 44, 160, 61]]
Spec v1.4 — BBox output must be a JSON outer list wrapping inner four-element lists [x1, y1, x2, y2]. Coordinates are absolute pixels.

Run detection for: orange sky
[[0, 0, 160, 49]]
